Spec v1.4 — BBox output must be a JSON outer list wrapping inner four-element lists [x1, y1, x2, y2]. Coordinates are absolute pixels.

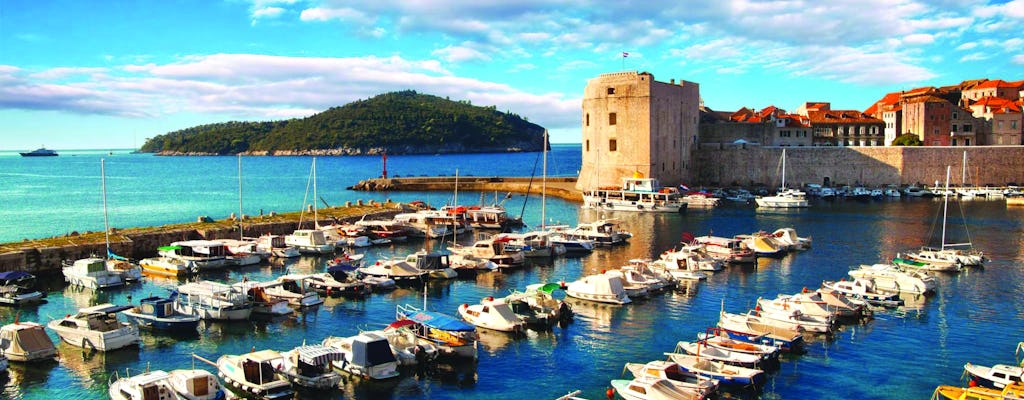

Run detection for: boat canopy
[[158, 246, 183, 251], [406, 310, 475, 332], [351, 334, 397, 366], [296, 345, 344, 366], [534, 283, 562, 294], [0, 271, 32, 281]]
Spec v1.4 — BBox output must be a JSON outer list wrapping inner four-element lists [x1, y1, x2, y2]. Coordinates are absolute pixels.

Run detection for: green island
[[140, 90, 547, 155]]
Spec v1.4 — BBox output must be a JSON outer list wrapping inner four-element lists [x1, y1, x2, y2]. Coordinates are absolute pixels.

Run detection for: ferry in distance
[[19, 147, 59, 157]]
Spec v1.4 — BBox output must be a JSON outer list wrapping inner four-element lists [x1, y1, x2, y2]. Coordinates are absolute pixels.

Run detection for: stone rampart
[[693, 146, 1024, 187]]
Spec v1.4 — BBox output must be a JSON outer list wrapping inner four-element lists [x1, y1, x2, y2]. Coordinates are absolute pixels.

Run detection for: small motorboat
[[217, 350, 294, 400], [168, 366, 226, 400], [610, 376, 703, 400], [0, 320, 57, 362], [893, 254, 959, 272], [139, 257, 197, 278], [61, 257, 124, 289], [458, 297, 526, 333], [366, 327, 438, 367], [357, 259, 428, 286], [716, 311, 804, 353], [108, 369, 177, 400], [47, 303, 140, 352], [265, 274, 324, 309], [965, 362, 1024, 389], [771, 228, 812, 250], [754, 298, 834, 333], [233, 281, 293, 317], [307, 266, 370, 298], [395, 304, 478, 360], [666, 353, 765, 386], [279, 344, 344, 390], [405, 251, 458, 279], [564, 273, 631, 305], [322, 332, 400, 380], [174, 281, 253, 320], [696, 329, 779, 361], [673, 341, 763, 367], [849, 263, 937, 294], [933, 382, 1024, 400], [622, 360, 719, 397], [822, 278, 903, 306], [123, 296, 201, 332], [0, 271, 46, 306]]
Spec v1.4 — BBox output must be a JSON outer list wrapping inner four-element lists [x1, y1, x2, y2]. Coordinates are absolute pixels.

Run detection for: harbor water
[[2, 147, 1024, 399]]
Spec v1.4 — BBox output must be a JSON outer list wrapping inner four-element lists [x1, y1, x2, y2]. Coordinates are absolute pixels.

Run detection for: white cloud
[[1006, 38, 1024, 50], [902, 33, 935, 45], [300, 7, 365, 22], [252, 7, 285, 20], [1012, 55, 1024, 65], [432, 45, 491, 63], [29, 67, 108, 80], [974, 0, 1024, 19], [959, 52, 989, 62], [955, 42, 978, 51]]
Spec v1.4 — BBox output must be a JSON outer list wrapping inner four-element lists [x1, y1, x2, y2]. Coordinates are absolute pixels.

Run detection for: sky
[[1, 0, 1023, 149]]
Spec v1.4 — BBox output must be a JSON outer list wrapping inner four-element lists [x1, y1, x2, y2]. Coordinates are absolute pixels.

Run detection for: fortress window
[[586, 140, 590, 152], [609, 113, 617, 125], [586, 113, 590, 126], [607, 87, 616, 95], [609, 139, 617, 151]]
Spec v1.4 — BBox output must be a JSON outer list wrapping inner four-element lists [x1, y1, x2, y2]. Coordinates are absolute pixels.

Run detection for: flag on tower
[[622, 52, 629, 58]]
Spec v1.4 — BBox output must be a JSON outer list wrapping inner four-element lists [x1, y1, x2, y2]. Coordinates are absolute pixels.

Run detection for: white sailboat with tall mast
[[63, 160, 132, 289], [755, 149, 808, 208], [903, 165, 985, 268], [286, 157, 336, 254], [214, 155, 264, 265], [100, 159, 143, 281]]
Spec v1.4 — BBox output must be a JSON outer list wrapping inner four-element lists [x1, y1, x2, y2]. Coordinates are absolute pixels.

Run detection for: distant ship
[[19, 147, 59, 157]]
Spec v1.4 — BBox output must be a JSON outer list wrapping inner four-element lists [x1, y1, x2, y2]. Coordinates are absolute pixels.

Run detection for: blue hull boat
[[123, 296, 201, 332]]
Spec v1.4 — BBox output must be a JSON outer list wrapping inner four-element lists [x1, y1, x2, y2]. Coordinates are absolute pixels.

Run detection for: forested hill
[[139, 90, 547, 155]]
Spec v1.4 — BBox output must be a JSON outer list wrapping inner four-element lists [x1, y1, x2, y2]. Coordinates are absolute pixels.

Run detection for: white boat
[[174, 281, 253, 320], [811, 288, 866, 318], [391, 212, 451, 239], [903, 185, 935, 197], [307, 267, 370, 298], [547, 231, 595, 254], [465, 205, 515, 229], [692, 235, 755, 263], [503, 283, 574, 326], [96, 159, 145, 283], [755, 149, 809, 208], [108, 369, 178, 400], [216, 350, 294, 400], [139, 257, 197, 277], [363, 328, 439, 367], [61, 257, 124, 289], [458, 296, 526, 333], [766, 291, 857, 320], [682, 193, 721, 208], [848, 263, 937, 294], [717, 311, 804, 351], [622, 360, 719, 397], [754, 299, 833, 333], [285, 229, 335, 255], [496, 231, 561, 258], [394, 304, 479, 360], [695, 331, 780, 361], [168, 367, 225, 400], [884, 185, 902, 198], [47, 303, 140, 351], [620, 260, 676, 292], [964, 362, 1024, 389], [551, 219, 630, 247], [354, 218, 413, 242], [649, 258, 708, 281], [357, 259, 428, 285], [822, 278, 902, 305], [0, 320, 57, 362], [278, 345, 344, 389], [902, 247, 962, 271], [322, 332, 400, 380], [565, 273, 631, 305], [448, 236, 524, 268], [213, 238, 264, 266], [602, 270, 648, 299], [665, 353, 765, 386], [159, 240, 229, 270], [0, 271, 45, 306], [674, 341, 763, 367], [610, 376, 703, 400], [405, 251, 458, 279], [770, 228, 811, 250], [232, 281, 293, 316], [735, 233, 786, 257], [265, 274, 324, 309], [254, 234, 300, 258], [660, 245, 723, 271], [582, 175, 688, 213]]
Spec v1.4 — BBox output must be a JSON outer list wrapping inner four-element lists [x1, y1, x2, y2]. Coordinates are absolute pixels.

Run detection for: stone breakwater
[[349, 176, 582, 202], [0, 205, 404, 274]]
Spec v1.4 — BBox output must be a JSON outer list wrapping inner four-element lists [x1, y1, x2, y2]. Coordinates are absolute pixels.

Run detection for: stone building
[[796, 102, 884, 146], [577, 71, 700, 190], [902, 95, 954, 146], [697, 106, 811, 147], [962, 79, 1024, 102]]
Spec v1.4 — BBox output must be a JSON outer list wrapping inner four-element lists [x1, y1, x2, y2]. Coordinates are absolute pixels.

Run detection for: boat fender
[[802, 287, 808, 293], [637, 204, 644, 210], [606, 387, 615, 399]]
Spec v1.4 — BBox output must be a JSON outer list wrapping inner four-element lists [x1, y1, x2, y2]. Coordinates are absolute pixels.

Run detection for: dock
[[349, 176, 582, 202]]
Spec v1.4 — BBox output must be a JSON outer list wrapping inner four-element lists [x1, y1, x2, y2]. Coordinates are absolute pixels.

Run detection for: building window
[[952, 124, 958, 132], [585, 140, 590, 152], [1013, 120, 1018, 129], [999, 121, 1004, 129], [964, 124, 972, 132], [966, 138, 970, 146], [586, 113, 590, 126], [952, 139, 957, 146], [953, 112, 958, 119], [609, 113, 617, 125], [607, 87, 616, 95], [609, 139, 617, 151]]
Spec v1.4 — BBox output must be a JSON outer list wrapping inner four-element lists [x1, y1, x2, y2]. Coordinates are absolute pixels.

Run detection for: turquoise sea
[[1, 146, 1024, 400]]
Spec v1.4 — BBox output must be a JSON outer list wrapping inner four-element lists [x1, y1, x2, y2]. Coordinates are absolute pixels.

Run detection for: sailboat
[[214, 155, 266, 266], [63, 160, 132, 289], [286, 157, 336, 254], [902, 165, 985, 269], [754, 149, 808, 208]]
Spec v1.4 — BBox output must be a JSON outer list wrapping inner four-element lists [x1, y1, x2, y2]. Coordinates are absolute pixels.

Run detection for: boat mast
[[238, 154, 243, 240], [542, 129, 548, 230], [781, 149, 786, 190], [942, 165, 951, 249], [962, 150, 967, 188], [102, 159, 110, 259], [313, 157, 319, 229]]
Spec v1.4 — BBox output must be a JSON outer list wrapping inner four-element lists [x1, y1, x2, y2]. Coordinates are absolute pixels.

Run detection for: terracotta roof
[[904, 95, 949, 104], [902, 86, 937, 97], [779, 114, 811, 128], [864, 92, 901, 114], [807, 110, 884, 124], [992, 104, 1022, 114], [974, 79, 1023, 89], [972, 96, 1017, 108], [757, 105, 780, 118]]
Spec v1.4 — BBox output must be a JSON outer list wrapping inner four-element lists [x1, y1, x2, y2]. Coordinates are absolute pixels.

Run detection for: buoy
[[606, 387, 615, 399], [802, 287, 808, 293], [969, 380, 978, 387]]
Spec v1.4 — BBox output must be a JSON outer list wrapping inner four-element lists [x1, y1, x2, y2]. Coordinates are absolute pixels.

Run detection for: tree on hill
[[139, 90, 546, 154], [892, 133, 923, 146]]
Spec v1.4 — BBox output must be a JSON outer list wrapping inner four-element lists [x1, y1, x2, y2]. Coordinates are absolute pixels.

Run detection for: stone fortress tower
[[576, 71, 700, 191]]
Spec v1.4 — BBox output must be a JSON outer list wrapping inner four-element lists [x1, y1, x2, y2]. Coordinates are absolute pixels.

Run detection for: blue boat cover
[[107, 249, 128, 261], [328, 263, 358, 272], [0, 271, 32, 280], [407, 310, 475, 332]]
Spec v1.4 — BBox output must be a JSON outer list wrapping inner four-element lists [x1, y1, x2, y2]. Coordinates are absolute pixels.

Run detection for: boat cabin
[[133, 297, 176, 318], [61, 304, 133, 333], [242, 351, 284, 385], [348, 333, 398, 370]]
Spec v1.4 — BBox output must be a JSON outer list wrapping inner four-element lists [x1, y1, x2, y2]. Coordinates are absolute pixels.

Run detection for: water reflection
[[57, 342, 140, 388]]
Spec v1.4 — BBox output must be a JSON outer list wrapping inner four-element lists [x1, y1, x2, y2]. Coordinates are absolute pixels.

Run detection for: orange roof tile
[[807, 110, 883, 124]]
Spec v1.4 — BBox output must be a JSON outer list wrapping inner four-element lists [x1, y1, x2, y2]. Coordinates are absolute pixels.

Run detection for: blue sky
[[2, 0, 1023, 149]]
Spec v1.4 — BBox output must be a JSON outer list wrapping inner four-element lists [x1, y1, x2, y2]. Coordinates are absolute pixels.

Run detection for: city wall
[[693, 145, 1024, 187]]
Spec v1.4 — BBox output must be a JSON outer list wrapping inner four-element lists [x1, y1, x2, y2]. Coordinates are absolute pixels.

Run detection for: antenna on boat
[[542, 129, 548, 230], [101, 159, 110, 260], [238, 154, 244, 241]]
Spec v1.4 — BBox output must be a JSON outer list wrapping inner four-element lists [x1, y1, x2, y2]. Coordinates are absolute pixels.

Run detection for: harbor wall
[[692, 145, 1024, 187], [0, 210, 403, 275], [349, 176, 582, 202]]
